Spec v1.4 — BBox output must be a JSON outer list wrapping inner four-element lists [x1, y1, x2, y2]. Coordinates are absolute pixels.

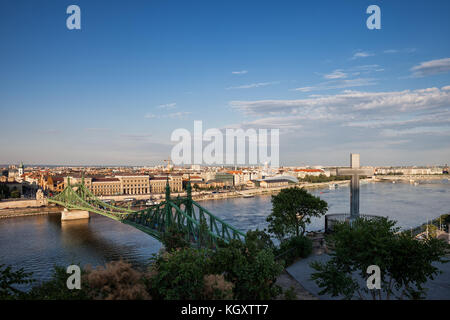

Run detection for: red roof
[[227, 170, 243, 174]]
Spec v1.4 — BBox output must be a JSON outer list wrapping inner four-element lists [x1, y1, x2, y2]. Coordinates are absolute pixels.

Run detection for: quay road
[[375, 174, 449, 181]]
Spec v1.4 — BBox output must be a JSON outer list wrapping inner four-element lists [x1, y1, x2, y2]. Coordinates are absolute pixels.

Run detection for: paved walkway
[[286, 253, 450, 300], [275, 270, 318, 300]]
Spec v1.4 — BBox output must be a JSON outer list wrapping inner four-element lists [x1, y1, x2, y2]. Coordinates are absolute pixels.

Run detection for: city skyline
[[1, 0, 450, 166]]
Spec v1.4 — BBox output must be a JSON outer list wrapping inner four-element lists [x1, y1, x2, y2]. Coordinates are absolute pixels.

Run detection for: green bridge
[[48, 178, 245, 247]]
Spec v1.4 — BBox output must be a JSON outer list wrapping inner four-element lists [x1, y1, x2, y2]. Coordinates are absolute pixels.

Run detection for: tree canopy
[[267, 187, 328, 241], [310, 217, 449, 300]]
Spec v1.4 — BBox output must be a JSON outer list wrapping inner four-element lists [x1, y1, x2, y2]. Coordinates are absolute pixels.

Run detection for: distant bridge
[[48, 177, 245, 247]]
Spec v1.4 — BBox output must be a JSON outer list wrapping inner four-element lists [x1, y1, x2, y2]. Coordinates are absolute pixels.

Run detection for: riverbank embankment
[[0, 205, 61, 219]]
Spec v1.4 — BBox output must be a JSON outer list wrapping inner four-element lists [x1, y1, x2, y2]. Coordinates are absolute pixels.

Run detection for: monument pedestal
[[61, 208, 89, 221]]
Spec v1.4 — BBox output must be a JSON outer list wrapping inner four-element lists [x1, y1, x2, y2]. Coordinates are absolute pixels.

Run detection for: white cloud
[[293, 78, 377, 92], [351, 51, 374, 60], [166, 112, 191, 119], [157, 102, 177, 109], [344, 110, 450, 128], [145, 111, 191, 119], [381, 127, 450, 137], [410, 57, 450, 77], [229, 86, 450, 134], [232, 70, 248, 75], [297, 65, 383, 92], [144, 113, 157, 119], [324, 70, 347, 79], [226, 81, 279, 89], [384, 48, 416, 54]]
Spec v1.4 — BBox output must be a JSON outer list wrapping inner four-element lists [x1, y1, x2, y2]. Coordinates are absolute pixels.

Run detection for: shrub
[[284, 286, 297, 300], [148, 248, 210, 300], [161, 225, 190, 252], [209, 235, 283, 300], [84, 260, 150, 300], [245, 229, 276, 253], [28, 265, 90, 300], [276, 235, 313, 266], [202, 274, 234, 300]]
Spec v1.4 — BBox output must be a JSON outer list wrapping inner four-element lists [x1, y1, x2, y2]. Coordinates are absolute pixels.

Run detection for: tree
[[310, 217, 449, 300], [208, 232, 283, 300], [148, 248, 211, 300], [161, 225, 190, 252], [0, 264, 34, 299], [267, 187, 328, 241], [10, 187, 20, 199], [28, 265, 90, 300], [0, 184, 10, 199]]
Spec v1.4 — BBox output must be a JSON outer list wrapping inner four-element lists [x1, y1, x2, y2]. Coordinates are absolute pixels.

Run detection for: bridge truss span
[[48, 178, 245, 247]]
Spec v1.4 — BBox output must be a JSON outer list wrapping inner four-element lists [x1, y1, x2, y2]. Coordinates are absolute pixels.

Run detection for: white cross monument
[[336, 153, 374, 222]]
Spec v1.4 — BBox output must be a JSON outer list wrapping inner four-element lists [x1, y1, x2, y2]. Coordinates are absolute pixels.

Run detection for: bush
[[276, 235, 313, 266], [161, 225, 190, 252], [84, 260, 150, 300], [28, 266, 90, 300], [209, 235, 283, 300], [284, 286, 297, 300], [245, 229, 276, 253], [202, 274, 234, 300], [148, 248, 210, 300]]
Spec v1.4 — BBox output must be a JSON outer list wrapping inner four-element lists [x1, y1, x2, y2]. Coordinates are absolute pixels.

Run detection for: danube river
[[1, 179, 449, 284]]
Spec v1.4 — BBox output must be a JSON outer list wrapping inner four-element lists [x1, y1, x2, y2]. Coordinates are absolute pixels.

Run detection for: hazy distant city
[[1, 161, 448, 201]]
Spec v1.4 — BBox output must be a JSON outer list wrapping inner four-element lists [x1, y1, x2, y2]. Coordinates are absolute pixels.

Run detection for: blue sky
[[1, 0, 449, 166]]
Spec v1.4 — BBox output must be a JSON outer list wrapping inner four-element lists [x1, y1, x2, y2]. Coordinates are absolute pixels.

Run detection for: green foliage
[[28, 266, 90, 300], [0, 184, 10, 199], [197, 217, 211, 249], [425, 224, 438, 238], [209, 233, 283, 300], [310, 217, 449, 300], [161, 225, 190, 252], [267, 187, 328, 241], [276, 235, 313, 266], [10, 187, 20, 199], [10, 190, 21, 198], [148, 248, 210, 300], [283, 286, 297, 300], [443, 214, 450, 231], [245, 229, 276, 253], [202, 274, 234, 300], [0, 264, 34, 300]]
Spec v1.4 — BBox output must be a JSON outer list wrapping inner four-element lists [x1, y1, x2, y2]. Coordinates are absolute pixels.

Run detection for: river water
[[1, 180, 449, 284]]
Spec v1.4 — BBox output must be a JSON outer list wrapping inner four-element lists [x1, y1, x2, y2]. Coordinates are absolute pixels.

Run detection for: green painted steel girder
[[48, 181, 245, 247]]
